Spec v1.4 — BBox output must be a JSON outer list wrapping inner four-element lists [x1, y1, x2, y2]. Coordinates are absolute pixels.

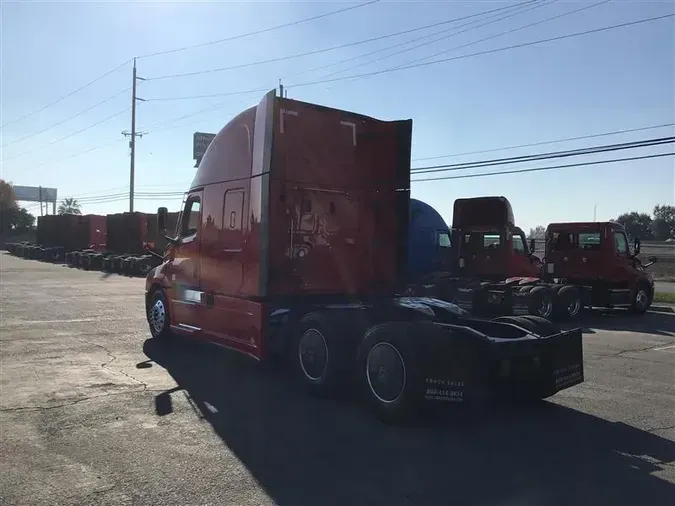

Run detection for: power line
[[15, 139, 125, 173], [289, 13, 674, 88], [145, 0, 539, 81], [148, 13, 673, 102], [1, 88, 130, 149], [411, 136, 675, 174], [0, 60, 132, 129], [411, 152, 674, 183], [412, 123, 675, 161], [3, 107, 130, 162], [384, 0, 610, 75], [135, 0, 381, 59], [315, 0, 554, 83]]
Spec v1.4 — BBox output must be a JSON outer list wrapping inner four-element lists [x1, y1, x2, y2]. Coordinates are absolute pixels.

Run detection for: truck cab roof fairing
[[189, 103, 262, 190]]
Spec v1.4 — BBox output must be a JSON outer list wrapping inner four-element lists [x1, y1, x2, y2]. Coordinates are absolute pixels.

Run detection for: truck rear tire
[[291, 311, 358, 399], [554, 285, 583, 321], [357, 322, 425, 425], [528, 286, 554, 319]]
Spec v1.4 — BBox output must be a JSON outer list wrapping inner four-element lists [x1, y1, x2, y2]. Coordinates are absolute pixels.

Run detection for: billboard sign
[[12, 185, 58, 203], [193, 132, 216, 167]]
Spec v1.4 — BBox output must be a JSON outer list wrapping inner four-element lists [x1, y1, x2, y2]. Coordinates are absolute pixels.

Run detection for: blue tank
[[407, 198, 452, 280]]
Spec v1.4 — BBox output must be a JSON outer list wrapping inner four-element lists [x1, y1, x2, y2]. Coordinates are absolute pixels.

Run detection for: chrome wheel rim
[[635, 289, 648, 310], [150, 298, 166, 333], [568, 297, 581, 316], [366, 342, 406, 404]]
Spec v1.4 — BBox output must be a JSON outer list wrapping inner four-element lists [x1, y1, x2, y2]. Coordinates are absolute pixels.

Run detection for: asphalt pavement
[[1, 252, 674, 506]]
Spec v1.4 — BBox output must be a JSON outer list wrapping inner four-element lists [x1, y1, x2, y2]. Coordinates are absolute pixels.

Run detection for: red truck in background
[[542, 221, 656, 315], [448, 197, 657, 320], [144, 90, 584, 424]]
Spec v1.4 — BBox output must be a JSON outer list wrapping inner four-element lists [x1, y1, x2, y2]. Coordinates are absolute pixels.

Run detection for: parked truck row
[[5, 211, 180, 277], [405, 195, 658, 321], [143, 89, 585, 424]]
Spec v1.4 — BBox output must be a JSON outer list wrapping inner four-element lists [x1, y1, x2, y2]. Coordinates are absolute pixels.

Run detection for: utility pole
[[123, 58, 146, 213]]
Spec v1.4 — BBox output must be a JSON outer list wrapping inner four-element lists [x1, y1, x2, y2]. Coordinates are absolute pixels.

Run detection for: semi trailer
[[144, 89, 584, 424]]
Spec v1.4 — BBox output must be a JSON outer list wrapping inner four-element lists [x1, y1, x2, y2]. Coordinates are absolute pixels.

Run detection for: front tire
[[630, 283, 652, 314], [148, 289, 172, 340]]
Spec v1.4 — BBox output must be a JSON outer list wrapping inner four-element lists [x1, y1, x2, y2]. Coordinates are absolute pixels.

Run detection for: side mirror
[[634, 237, 641, 256], [157, 207, 168, 234], [529, 238, 536, 254]]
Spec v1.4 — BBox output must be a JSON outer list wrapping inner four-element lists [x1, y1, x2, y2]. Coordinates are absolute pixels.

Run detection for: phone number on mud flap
[[424, 378, 465, 402], [553, 363, 582, 388]]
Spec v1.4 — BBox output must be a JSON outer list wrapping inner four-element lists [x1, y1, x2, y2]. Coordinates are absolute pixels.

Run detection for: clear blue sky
[[1, 0, 673, 233]]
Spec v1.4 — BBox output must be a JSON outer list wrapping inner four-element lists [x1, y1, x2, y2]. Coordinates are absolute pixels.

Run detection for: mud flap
[[414, 326, 489, 406], [546, 327, 584, 393]]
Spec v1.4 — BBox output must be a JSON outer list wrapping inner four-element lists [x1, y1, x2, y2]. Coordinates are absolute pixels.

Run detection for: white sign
[[12, 185, 58, 203]]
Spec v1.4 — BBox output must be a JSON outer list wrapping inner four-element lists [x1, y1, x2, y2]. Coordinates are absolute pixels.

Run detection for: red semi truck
[[144, 90, 584, 423], [449, 197, 656, 320]]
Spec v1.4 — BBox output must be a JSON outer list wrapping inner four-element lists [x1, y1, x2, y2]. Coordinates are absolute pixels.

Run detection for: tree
[[0, 179, 17, 210], [528, 225, 546, 239], [615, 212, 653, 240], [58, 197, 82, 215], [651, 204, 675, 240]]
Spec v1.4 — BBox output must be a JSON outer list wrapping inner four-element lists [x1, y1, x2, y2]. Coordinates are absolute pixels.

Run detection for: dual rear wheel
[[292, 312, 418, 424]]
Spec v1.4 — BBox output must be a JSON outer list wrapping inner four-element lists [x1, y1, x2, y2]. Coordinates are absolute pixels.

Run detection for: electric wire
[[411, 136, 675, 174], [3, 107, 131, 162], [412, 123, 675, 161], [313, 0, 557, 83], [1, 88, 130, 149], [411, 152, 675, 183], [135, 0, 381, 59], [383, 0, 611, 75], [146, 0, 540, 81], [146, 13, 673, 102], [0, 60, 132, 129]]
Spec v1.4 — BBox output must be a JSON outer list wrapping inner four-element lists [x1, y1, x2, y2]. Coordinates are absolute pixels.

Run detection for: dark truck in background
[[144, 89, 584, 424], [444, 197, 657, 320]]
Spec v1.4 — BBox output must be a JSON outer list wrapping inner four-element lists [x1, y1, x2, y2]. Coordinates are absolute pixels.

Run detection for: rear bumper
[[420, 327, 584, 405]]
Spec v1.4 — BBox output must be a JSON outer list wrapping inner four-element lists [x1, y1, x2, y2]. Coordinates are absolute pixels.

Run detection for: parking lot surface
[[1, 252, 674, 506]]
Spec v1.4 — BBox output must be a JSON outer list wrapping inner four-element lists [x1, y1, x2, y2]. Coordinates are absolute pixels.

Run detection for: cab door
[[167, 191, 206, 335], [510, 229, 540, 277], [608, 228, 634, 304]]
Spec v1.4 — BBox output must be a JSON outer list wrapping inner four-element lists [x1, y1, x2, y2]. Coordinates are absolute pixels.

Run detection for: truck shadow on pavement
[[564, 310, 675, 336], [142, 337, 675, 506]]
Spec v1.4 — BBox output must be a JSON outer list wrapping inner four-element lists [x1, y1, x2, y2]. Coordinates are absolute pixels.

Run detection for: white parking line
[[652, 344, 675, 352]]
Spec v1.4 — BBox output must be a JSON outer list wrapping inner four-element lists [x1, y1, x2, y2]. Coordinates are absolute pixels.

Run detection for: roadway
[[1, 252, 674, 506], [655, 281, 675, 294]]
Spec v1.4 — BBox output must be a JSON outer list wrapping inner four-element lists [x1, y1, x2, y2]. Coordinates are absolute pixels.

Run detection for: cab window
[[483, 234, 501, 249], [438, 232, 451, 248], [578, 232, 601, 251], [513, 235, 526, 254], [181, 197, 201, 237], [614, 231, 629, 256]]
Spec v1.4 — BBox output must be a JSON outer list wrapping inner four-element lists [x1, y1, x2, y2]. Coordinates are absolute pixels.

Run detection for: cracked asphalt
[[1, 251, 674, 506]]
